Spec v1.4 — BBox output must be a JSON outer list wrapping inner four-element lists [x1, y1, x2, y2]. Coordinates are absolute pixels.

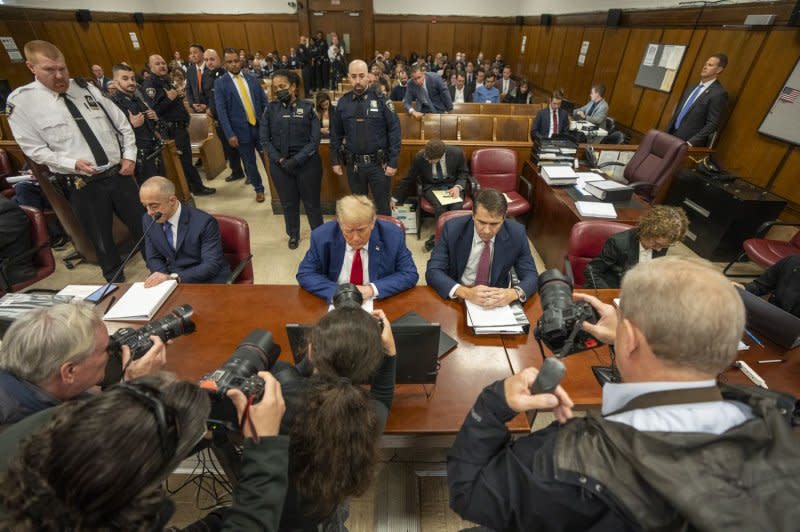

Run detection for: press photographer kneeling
[[448, 256, 799, 531]]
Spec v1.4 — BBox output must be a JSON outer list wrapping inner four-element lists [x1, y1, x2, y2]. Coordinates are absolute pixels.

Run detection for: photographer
[[0, 372, 289, 531], [273, 305, 397, 530], [0, 303, 166, 428], [448, 257, 799, 530]]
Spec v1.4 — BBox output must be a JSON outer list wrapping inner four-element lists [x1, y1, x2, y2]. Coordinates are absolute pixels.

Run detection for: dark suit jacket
[[426, 216, 538, 299], [214, 72, 268, 144], [392, 146, 469, 204], [584, 228, 667, 289], [532, 107, 569, 139], [448, 85, 474, 104], [403, 72, 453, 114], [143, 204, 231, 284], [666, 80, 728, 147], [203, 68, 225, 117], [296, 220, 419, 301], [0, 196, 35, 287], [185, 63, 207, 106]]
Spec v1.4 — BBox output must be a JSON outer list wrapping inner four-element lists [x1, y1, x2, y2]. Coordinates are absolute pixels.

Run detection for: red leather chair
[[565, 221, 631, 287], [723, 221, 800, 276], [414, 152, 476, 239], [470, 148, 532, 220], [0, 206, 56, 294], [434, 209, 472, 243], [213, 214, 254, 284], [376, 214, 406, 236], [617, 130, 688, 205]]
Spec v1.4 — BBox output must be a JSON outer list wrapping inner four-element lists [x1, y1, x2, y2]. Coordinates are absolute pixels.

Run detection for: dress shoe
[[194, 187, 216, 196], [424, 235, 436, 252], [225, 173, 245, 182], [256, 192, 265, 203], [245, 177, 251, 185], [288, 237, 299, 250]]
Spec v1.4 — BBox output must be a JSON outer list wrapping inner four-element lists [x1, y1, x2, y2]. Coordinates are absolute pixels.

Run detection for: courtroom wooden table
[[110, 284, 530, 443], [524, 160, 651, 270]]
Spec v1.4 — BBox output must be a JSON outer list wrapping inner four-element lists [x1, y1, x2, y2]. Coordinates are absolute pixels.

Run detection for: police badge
[[4, 102, 13, 117], [145, 87, 156, 99]]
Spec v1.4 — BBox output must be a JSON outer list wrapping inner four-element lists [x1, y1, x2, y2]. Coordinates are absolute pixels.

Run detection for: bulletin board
[[634, 43, 687, 93], [758, 57, 800, 145]]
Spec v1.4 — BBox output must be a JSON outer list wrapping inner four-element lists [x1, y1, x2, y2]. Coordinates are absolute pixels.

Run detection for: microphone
[[96, 212, 163, 307]]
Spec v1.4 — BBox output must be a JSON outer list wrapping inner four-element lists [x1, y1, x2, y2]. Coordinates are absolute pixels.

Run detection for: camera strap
[[605, 387, 723, 417]]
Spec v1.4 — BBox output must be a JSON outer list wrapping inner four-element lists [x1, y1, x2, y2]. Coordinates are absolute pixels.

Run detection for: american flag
[[778, 86, 799, 103]]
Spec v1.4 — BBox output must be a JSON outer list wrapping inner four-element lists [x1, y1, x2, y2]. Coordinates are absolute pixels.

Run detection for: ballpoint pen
[[744, 328, 765, 348]]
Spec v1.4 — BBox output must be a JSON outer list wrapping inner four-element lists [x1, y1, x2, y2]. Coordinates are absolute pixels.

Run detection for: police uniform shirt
[[329, 89, 400, 167], [141, 75, 189, 123], [7, 79, 136, 175], [110, 91, 157, 146], [261, 99, 320, 163]]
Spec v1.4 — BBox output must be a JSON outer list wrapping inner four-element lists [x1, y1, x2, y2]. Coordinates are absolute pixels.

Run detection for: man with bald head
[[203, 48, 245, 182], [91, 64, 111, 93], [141, 54, 215, 196], [330, 59, 401, 215], [139, 176, 230, 286]]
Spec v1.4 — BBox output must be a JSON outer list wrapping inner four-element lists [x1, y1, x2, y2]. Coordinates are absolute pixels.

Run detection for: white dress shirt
[[453, 87, 465, 104], [449, 228, 495, 298], [336, 244, 379, 297], [638, 242, 653, 263], [502, 78, 510, 94], [164, 203, 181, 249]]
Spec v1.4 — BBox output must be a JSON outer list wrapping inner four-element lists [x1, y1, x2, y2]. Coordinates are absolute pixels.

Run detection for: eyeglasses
[[116, 382, 179, 457]]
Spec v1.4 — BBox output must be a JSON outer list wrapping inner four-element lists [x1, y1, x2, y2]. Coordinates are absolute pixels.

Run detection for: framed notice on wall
[[758, 58, 800, 145], [634, 43, 686, 93]]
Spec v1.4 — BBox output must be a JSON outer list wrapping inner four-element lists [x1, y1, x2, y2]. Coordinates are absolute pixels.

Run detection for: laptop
[[285, 322, 441, 384], [738, 289, 800, 349]]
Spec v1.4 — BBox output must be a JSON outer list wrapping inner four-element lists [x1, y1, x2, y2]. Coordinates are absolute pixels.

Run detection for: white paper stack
[[465, 301, 524, 334], [103, 281, 178, 321], [575, 201, 618, 219], [541, 165, 578, 185]]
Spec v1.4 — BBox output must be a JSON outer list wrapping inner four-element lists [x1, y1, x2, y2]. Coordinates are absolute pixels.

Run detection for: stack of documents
[[465, 300, 525, 335], [574, 172, 606, 196], [104, 280, 178, 321], [575, 201, 618, 219], [432, 190, 462, 206], [541, 165, 578, 185]]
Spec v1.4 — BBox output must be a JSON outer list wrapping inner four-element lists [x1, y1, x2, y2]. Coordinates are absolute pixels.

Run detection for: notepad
[[103, 280, 178, 321], [432, 189, 462, 206], [465, 301, 524, 334], [575, 201, 618, 219]]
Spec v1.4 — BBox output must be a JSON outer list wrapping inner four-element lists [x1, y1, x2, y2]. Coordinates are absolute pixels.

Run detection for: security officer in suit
[[261, 69, 323, 250], [330, 59, 401, 216], [203, 48, 245, 182], [110, 63, 163, 184], [297, 36, 312, 98], [142, 54, 216, 196]]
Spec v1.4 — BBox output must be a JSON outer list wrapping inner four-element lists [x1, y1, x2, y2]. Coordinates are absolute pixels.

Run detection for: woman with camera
[[273, 305, 397, 530], [0, 372, 289, 531]]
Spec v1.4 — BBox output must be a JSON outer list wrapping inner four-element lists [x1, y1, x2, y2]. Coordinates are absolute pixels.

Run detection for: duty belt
[[350, 153, 380, 165], [59, 164, 121, 190]]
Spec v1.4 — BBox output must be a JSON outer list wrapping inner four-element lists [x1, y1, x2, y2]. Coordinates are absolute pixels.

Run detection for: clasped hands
[[458, 285, 518, 308]]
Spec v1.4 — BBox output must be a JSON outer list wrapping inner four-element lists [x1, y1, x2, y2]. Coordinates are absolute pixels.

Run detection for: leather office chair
[[565, 221, 631, 288], [470, 148, 532, 221], [0, 206, 56, 294], [434, 209, 472, 243], [723, 221, 800, 277], [376, 214, 406, 235], [613, 130, 688, 205], [213, 214, 254, 284]]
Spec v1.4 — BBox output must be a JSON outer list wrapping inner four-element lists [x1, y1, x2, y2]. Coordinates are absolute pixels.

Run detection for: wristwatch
[[169, 273, 180, 283], [514, 286, 526, 302]]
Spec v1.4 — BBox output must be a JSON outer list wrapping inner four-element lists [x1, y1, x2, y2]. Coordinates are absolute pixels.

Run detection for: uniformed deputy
[[330, 59, 401, 216], [298, 36, 312, 98], [110, 63, 163, 184], [311, 32, 329, 93], [141, 54, 216, 196], [260, 69, 323, 249], [7, 40, 145, 282], [203, 48, 245, 182]]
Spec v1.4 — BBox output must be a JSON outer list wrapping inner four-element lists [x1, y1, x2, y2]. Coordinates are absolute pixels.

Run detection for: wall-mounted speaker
[[515, 15, 524, 26], [789, 0, 800, 26], [541, 14, 552, 26], [133, 12, 145, 25], [607, 9, 622, 27], [75, 9, 92, 23]]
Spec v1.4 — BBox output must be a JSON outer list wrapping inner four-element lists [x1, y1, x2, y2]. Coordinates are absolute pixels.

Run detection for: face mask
[[277, 89, 291, 104]]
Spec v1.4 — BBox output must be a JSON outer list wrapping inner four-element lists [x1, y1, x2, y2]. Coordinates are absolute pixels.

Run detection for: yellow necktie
[[234, 74, 257, 126]]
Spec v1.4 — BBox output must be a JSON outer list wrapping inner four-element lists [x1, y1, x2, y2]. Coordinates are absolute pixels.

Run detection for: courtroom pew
[[394, 101, 545, 116], [402, 114, 532, 142], [188, 113, 227, 180]]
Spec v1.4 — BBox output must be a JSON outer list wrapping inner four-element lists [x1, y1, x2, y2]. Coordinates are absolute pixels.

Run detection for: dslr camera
[[332, 283, 383, 331], [534, 270, 601, 357], [103, 305, 196, 385]]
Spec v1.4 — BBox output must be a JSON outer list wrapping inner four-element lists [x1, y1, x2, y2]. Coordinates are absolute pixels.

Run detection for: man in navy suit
[[297, 195, 419, 302], [426, 189, 538, 308], [139, 176, 230, 286], [404, 65, 453, 119], [666, 53, 728, 147], [215, 48, 269, 202], [532, 90, 569, 140], [185, 43, 208, 113], [91, 64, 111, 93]]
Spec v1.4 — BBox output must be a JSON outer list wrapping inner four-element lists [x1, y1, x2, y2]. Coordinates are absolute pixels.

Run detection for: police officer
[[298, 36, 312, 98], [142, 54, 216, 196], [260, 69, 323, 250], [203, 48, 246, 182], [330, 59, 401, 216], [7, 40, 145, 282], [110, 63, 163, 184], [311, 32, 328, 93]]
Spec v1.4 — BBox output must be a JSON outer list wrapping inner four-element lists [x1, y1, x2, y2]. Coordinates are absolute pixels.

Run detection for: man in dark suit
[[185, 44, 207, 113], [448, 73, 473, 105], [426, 189, 538, 308], [403, 65, 453, 119], [0, 195, 35, 290], [532, 90, 569, 139], [666, 53, 728, 147], [297, 195, 419, 302], [90, 64, 111, 93], [139, 176, 230, 286], [392, 140, 470, 251], [203, 48, 245, 182], [215, 48, 269, 202]]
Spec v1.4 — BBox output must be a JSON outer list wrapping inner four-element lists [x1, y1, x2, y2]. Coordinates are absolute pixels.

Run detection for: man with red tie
[[531, 90, 569, 140], [296, 195, 419, 302]]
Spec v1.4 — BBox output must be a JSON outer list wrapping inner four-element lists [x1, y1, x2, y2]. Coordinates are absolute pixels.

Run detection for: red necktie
[[475, 241, 491, 286], [552, 109, 558, 137], [350, 248, 363, 285]]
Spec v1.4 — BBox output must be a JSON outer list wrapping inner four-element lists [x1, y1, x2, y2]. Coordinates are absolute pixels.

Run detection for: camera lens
[[333, 283, 363, 309]]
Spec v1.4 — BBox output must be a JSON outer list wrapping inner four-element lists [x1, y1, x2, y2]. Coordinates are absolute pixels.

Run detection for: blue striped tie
[[675, 84, 704, 129]]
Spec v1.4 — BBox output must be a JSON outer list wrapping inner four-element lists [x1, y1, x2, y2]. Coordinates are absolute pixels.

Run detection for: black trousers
[[423, 187, 464, 218], [69, 174, 145, 281], [215, 122, 244, 177], [271, 154, 323, 239], [346, 162, 391, 215], [168, 125, 205, 192], [302, 66, 313, 97]]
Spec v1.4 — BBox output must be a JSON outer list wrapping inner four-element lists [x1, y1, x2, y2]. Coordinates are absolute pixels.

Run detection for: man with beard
[[203, 48, 245, 182]]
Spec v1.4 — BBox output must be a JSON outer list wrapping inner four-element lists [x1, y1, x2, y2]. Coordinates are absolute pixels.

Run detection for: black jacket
[[746, 254, 800, 318], [666, 79, 728, 147], [0, 196, 35, 288], [448, 84, 474, 104], [392, 145, 470, 204], [584, 228, 667, 289]]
